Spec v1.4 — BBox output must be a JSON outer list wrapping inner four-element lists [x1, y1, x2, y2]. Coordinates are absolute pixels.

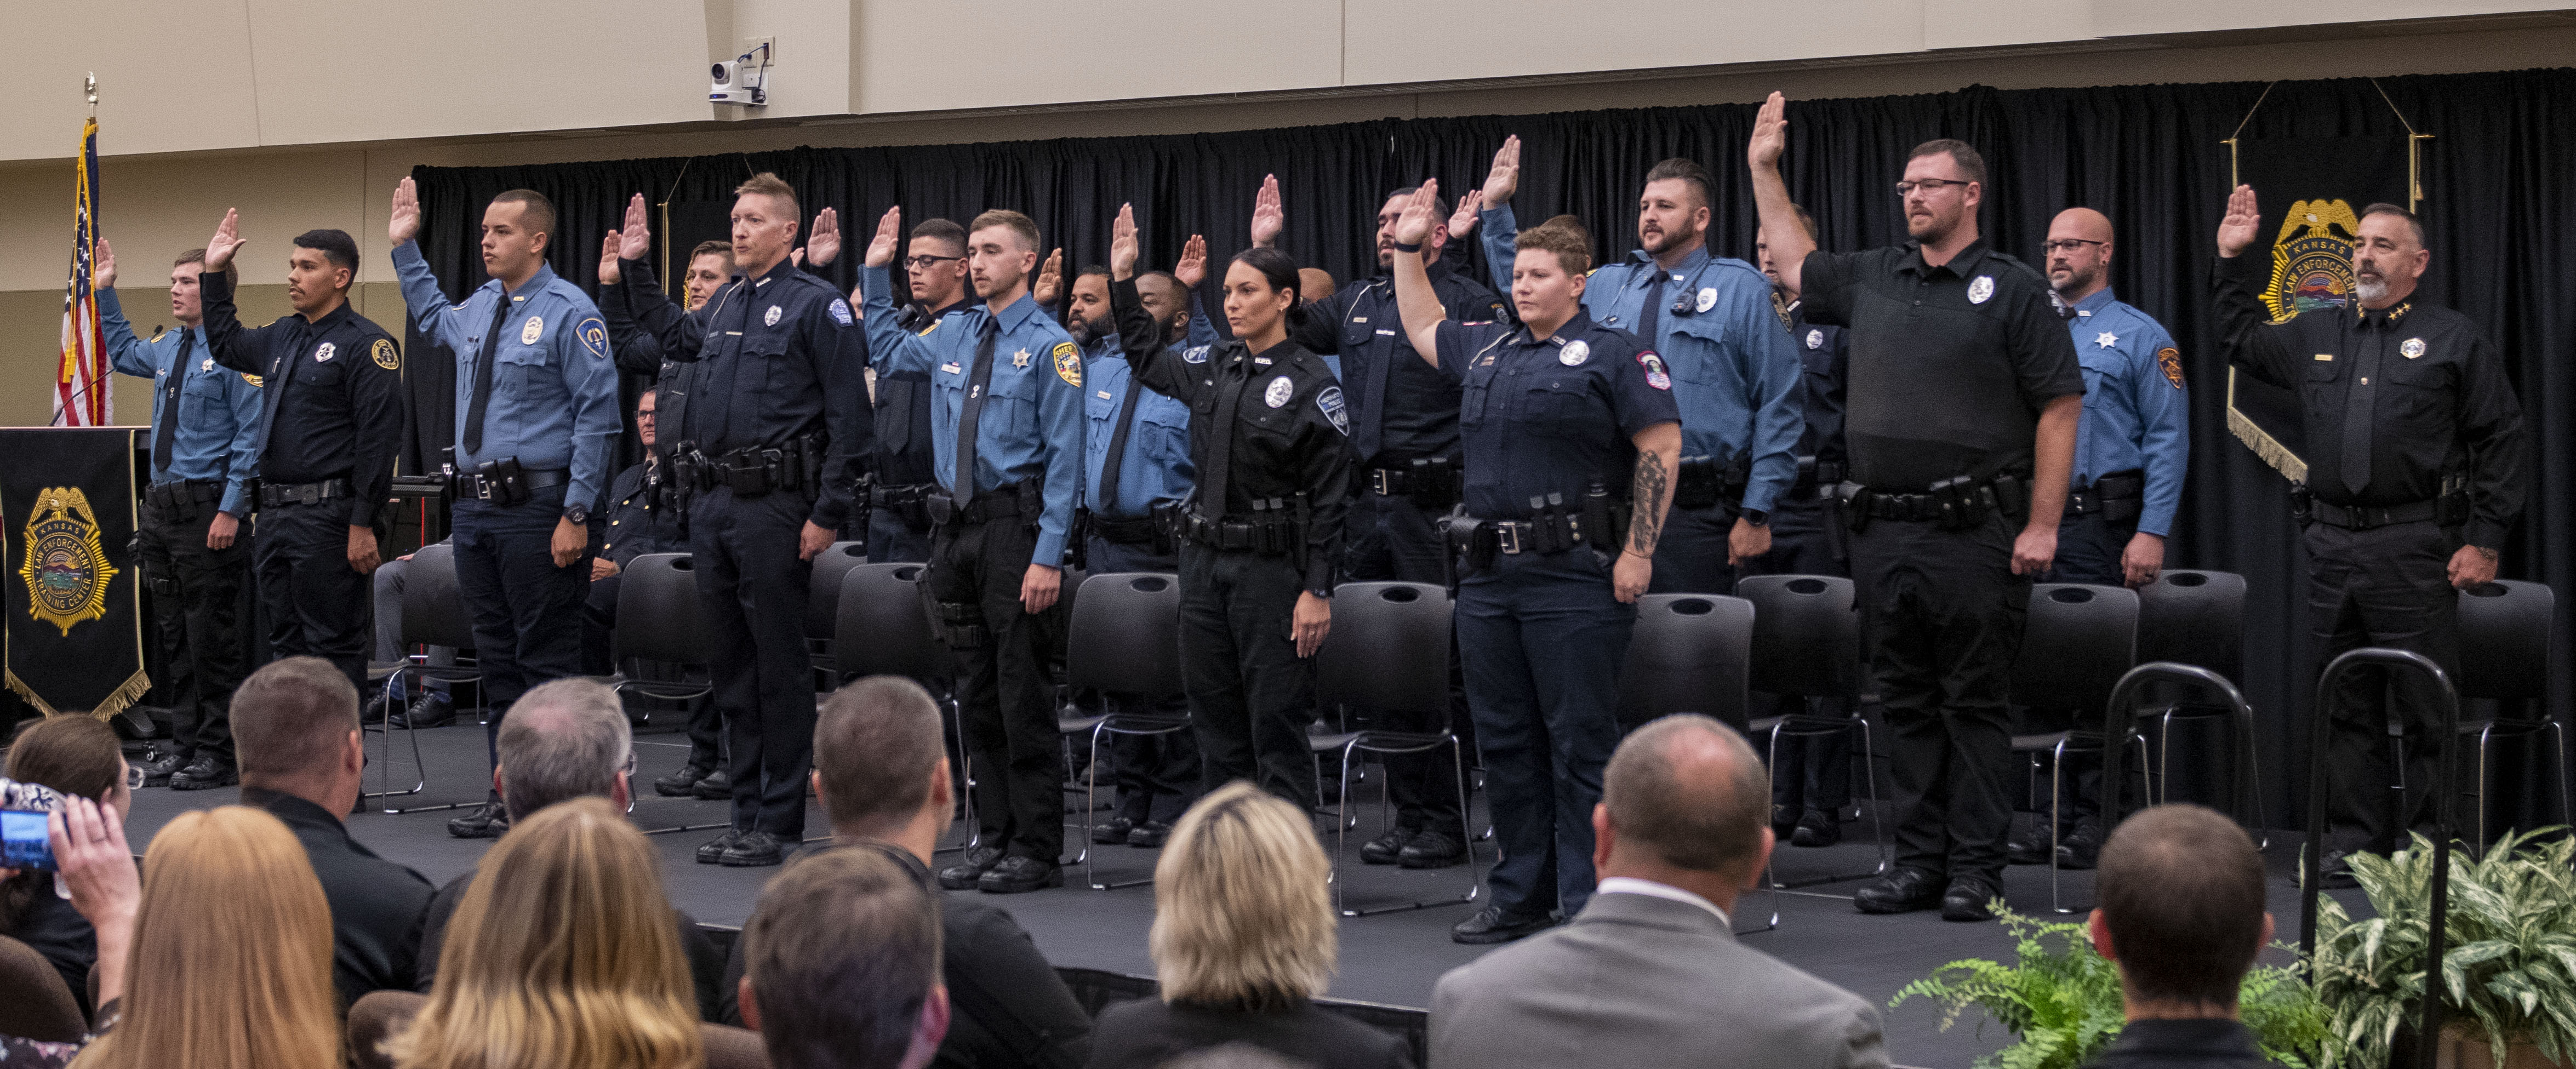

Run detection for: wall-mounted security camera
[[710, 41, 770, 107]]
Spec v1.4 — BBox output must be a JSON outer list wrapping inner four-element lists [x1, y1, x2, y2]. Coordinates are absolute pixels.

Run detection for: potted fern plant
[[2311, 827, 2576, 1069], [1893, 906, 2331, 1069]]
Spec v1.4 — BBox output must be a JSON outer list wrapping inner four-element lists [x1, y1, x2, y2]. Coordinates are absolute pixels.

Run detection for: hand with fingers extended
[[1110, 205, 1140, 281], [598, 233, 622, 285], [390, 176, 424, 245], [204, 208, 247, 272], [2216, 184, 2261, 259], [1248, 174, 1284, 249], [806, 207, 841, 267], [1748, 92, 1790, 172], [1482, 134, 1522, 205], [618, 193, 652, 261], [49, 797, 139, 1008], [864, 205, 904, 269], [1032, 248, 1064, 306], [1447, 191, 1484, 241], [1392, 180, 1442, 249], [1173, 235, 1208, 289], [95, 236, 118, 289]]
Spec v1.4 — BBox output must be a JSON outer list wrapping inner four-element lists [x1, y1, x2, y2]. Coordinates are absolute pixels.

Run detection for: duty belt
[[2307, 497, 2442, 530], [1179, 503, 1303, 556], [144, 480, 224, 510], [1090, 512, 1163, 545], [2065, 468, 2145, 524], [1486, 515, 1603, 556], [924, 483, 1024, 527], [259, 478, 353, 508], [455, 466, 568, 502], [1784, 456, 1847, 501], [1363, 457, 1461, 507], [1838, 472, 2030, 533], [870, 483, 939, 508]]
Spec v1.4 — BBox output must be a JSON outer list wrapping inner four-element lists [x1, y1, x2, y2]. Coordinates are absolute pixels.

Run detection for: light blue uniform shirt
[[861, 265, 1086, 567], [1078, 334, 1195, 517], [101, 288, 263, 515], [1481, 204, 1803, 512], [391, 242, 624, 509], [2066, 287, 2189, 538]]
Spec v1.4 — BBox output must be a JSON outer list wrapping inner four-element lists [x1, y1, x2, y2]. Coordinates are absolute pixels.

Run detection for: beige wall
[[0, 283, 401, 428]]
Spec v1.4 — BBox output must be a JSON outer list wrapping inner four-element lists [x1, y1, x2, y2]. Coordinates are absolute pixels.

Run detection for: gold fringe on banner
[[2224, 369, 2308, 484], [5, 666, 149, 721]]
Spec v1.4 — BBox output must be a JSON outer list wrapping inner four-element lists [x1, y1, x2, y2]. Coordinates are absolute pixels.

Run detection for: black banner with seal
[[3, 427, 146, 718]]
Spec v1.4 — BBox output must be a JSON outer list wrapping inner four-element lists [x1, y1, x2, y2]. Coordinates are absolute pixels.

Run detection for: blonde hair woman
[[69, 805, 340, 1069], [386, 797, 701, 1069], [1085, 781, 1412, 1068]]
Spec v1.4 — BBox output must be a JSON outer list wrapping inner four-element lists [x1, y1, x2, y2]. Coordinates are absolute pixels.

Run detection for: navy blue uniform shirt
[[1432, 310, 1680, 521]]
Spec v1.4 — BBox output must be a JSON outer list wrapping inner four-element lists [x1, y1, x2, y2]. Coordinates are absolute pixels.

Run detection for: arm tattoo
[[1629, 449, 1667, 554]]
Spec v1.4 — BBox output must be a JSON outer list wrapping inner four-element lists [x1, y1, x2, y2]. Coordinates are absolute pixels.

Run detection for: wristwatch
[[1741, 508, 1770, 527], [564, 504, 591, 525]]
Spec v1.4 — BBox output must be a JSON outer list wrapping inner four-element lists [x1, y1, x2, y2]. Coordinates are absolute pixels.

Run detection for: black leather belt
[[924, 484, 1023, 527], [2310, 498, 2440, 530], [1091, 513, 1162, 545], [145, 481, 223, 508], [1180, 510, 1300, 555], [455, 467, 568, 501], [2065, 470, 2144, 524], [1784, 456, 1847, 500], [1486, 516, 1602, 556], [870, 483, 939, 507], [259, 478, 353, 508]]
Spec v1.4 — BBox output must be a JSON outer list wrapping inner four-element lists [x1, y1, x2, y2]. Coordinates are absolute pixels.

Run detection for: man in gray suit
[[1429, 713, 1889, 1069]]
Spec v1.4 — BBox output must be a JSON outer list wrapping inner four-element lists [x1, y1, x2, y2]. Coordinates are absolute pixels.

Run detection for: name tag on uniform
[[1374, 329, 1395, 336], [940, 362, 962, 375], [1096, 390, 1112, 401], [2314, 353, 2334, 362]]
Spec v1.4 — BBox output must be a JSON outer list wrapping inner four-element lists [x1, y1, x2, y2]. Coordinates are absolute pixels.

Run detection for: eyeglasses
[[636, 410, 657, 420], [1893, 178, 1973, 197], [903, 255, 963, 270], [2040, 239, 2107, 255]]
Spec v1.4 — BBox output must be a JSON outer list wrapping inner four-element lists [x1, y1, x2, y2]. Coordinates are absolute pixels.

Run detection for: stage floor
[[123, 717, 2334, 1069]]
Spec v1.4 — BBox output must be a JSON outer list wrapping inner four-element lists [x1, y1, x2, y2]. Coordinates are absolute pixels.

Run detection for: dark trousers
[[868, 509, 932, 564], [2306, 519, 2460, 856], [689, 487, 819, 838], [582, 571, 621, 677], [1179, 545, 1318, 811], [929, 515, 1063, 861], [1340, 491, 1464, 830], [1647, 504, 1737, 596], [138, 491, 248, 766], [452, 488, 587, 735], [1852, 512, 2027, 881], [2031, 510, 2136, 825], [1459, 548, 1634, 918], [1087, 536, 1200, 825], [1739, 494, 1851, 815], [254, 499, 374, 696]]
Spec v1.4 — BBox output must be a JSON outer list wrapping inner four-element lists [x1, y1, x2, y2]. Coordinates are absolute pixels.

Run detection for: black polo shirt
[[1800, 239, 2082, 491], [1322, 257, 1510, 466], [198, 272, 408, 525], [244, 786, 436, 1008]]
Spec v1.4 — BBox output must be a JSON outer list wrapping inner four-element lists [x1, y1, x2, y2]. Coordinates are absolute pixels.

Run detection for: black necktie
[[2339, 322, 2383, 496], [155, 330, 193, 474], [462, 294, 511, 455], [953, 318, 1000, 507], [1631, 265, 1667, 348], [1198, 350, 1250, 518], [1095, 363, 1151, 516], [1355, 287, 1390, 461]]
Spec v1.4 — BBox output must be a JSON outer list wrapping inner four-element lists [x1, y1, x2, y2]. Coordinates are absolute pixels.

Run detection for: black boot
[[446, 799, 510, 839]]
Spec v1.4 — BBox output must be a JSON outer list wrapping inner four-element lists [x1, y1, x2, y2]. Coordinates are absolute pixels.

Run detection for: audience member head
[[1221, 247, 1304, 351], [1755, 204, 1817, 287], [1510, 226, 1592, 337], [2089, 804, 2272, 1021], [1135, 270, 1190, 341], [70, 805, 338, 1069], [1, 716, 130, 930], [1376, 186, 1449, 267], [967, 209, 1042, 304], [2353, 203, 2429, 309], [1593, 714, 1774, 910], [494, 677, 633, 824], [731, 172, 802, 277], [231, 656, 365, 816], [684, 239, 736, 311], [1067, 265, 1113, 345], [172, 248, 230, 326], [812, 676, 952, 858], [906, 219, 970, 310], [287, 229, 359, 317], [1297, 267, 1337, 304], [1637, 158, 1714, 260], [1150, 781, 1335, 1011], [1901, 139, 1984, 245], [636, 388, 661, 449], [739, 846, 948, 1069], [389, 797, 701, 1069]]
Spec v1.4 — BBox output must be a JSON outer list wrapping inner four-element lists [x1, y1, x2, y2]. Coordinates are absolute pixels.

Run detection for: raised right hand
[[1748, 92, 1790, 171], [1248, 174, 1284, 248], [618, 193, 652, 261], [204, 208, 246, 272], [864, 205, 904, 268], [1173, 235, 1208, 289], [1482, 135, 1521, 205], [598, 233, 622, 285], [95, 236, 118, 289], [1392, 179, 1441, 248], [2216, 184, 2261, 259], [389, 177, 423, 245], [1032, 248, 1064, 306], [1110, 205, 1140, 281]]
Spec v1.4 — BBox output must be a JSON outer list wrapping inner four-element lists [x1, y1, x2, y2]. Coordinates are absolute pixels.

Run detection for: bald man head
[[2045, 207, 2115, 303], [1592, 714, 1774, 913]]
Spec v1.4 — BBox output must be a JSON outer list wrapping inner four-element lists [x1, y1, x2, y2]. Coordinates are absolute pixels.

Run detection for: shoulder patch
[[828, 299, 854, 327], [1316, 385, 1348, 435], [241, 373, 264, 388], [1052, 341, 1082, 387], [1183, 345, 1210, 365], [1769, 290, 1794, 331], [2157, 347, 2185, 389], [576, 317, 609, 361], [1637, 350, 1672, 391], [370, 338, 401, 371]]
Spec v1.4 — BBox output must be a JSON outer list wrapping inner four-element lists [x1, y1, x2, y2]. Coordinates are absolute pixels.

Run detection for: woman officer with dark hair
[[1106, 204, 1353, 812]]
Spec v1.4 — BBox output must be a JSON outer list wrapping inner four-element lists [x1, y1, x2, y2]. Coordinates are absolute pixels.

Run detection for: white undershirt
[[1595, 876, 1731, 926]]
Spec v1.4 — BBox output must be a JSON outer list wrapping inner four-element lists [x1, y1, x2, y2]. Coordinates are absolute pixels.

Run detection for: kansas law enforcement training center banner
[[3, 427, 147, 718]]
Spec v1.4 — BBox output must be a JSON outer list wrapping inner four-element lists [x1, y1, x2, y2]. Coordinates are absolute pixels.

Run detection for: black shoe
[[2053, 820, 2103, 871], [720, 831, 789, 867], [692, 768, 733, 801], [390, 696, 456, 729], [1854, 866, 1945, 914], [938, 846, 1004, 890], [1400, 827, 1467, 869], [1092, 816, 1137, 845], [1450, 906, 1555, 945], [978, 855, 1063, 894], [695, 829, 743, 865], [362, 694, 391, 725], [2317, 850, 2361, 890], [135, 748, 187, 787], [654, 763, 715, 797], [2007, 819, 2055, 866], [445, 801, 509, 839], [1126, 821, 1172, 848], [1942, 873, 2003, 922], [1791, 808, 1842, 848], [1360, 825, 1418, 866], [169, 757, 238, 791], [1772, 803, 1801, 838]]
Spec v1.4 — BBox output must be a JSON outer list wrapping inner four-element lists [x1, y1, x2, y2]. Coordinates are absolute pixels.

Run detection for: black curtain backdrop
[[412, 68, 2576, 827]]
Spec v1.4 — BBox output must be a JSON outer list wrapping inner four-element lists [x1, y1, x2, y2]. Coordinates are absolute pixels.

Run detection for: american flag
[[53, 117, 107, 427]]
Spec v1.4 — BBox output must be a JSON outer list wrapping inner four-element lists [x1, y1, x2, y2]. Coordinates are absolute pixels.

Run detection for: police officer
[[860, 204, 1083, 894], [1246, 173, 1497, 869], [622, 173, 876, 868], [391, 182, 624, 839], [1744, 205, 1859, 849], [582, 392, 687, 676], [2008, 206, 2190, 868], [2212, 186, 2524, 884], [1063, 255, 1204, 847], [98, 239, 262, 791], [1390, 181, 1680, 944], [1473, 139, 1804, 598], [1749, 94, 2086, 922], [197, 212, 408, 704], [806, 211, 966, 563], [598, 223, 732, 457], [1106, 204, 1350, 822]]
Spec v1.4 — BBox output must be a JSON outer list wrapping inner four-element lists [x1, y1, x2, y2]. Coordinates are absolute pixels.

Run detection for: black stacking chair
[[1058, 572, 1187, 889], [1615, 592, 1772, 933], [368, 542, 482, 813], [2133, 569, 2265, 844], [2008, 582, 2141, 912], [804, 541, 872, 670], [1736, 574, 1887, 889], [1312, 582, 1480, 917], [833, 562, 973, 851], [609, 553, 725, 834], [2454, 580, 2567, 849]]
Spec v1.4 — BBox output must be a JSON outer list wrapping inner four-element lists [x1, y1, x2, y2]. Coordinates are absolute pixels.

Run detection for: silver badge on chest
[[1694, 287, 1717, 313], [764, 305, 782, 327], [1560, 340, 1589, 367], [314, 342, 336, 362], [1967, 276, 1995, 305], [520, 316, 544, 345], [2401, 338, 2427, 359], [1806, 329, 1823, 350], [1264, 375, 1294, 408]]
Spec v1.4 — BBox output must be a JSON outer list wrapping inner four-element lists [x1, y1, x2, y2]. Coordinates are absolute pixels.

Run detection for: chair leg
[[2550, 720, 2573, 829], [1772, 717, 1890, 894], [946, 695, 979, 854], [2472, 722, 2494, 858], [2049, 736, 2067, 915], [1333, 742, 1355, 918], [362, 670, 433, 809]]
